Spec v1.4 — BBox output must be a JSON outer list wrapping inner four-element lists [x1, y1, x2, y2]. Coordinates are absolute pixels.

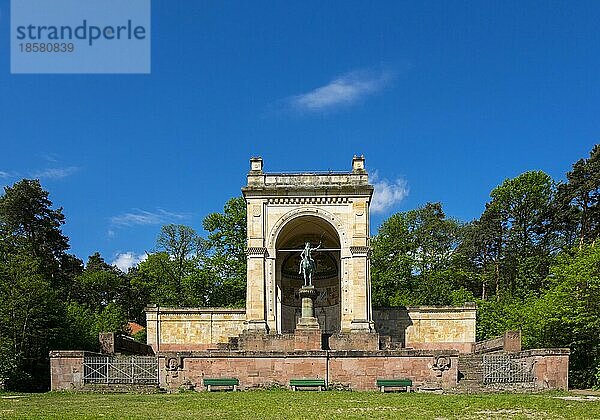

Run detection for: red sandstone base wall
[[162, 354, 328, 390], [328, 355, 456, 390], [159, 350, 459, 391], [50, 351, 101, 391], [526, 349, 570, 391], [48, 348, 569, 392]]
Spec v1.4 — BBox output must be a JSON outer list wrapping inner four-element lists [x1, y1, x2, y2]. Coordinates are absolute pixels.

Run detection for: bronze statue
[[299, 241, 321, 286]]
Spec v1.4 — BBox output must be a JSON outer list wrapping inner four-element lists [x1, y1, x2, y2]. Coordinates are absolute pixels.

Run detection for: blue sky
[[1, 1, 599, 270]]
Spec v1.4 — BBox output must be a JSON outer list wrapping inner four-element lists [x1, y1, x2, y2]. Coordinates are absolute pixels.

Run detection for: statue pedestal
[[296, 286, 320, 330]]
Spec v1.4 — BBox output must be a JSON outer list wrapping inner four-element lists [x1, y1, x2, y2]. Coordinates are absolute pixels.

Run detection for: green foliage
[[132, 329, 147, 344], [94, 302, 128, 336], [72, 253, 128, 310], [0, 338, 18, 390], [132, 252, 183, 306], [371, 202, 462, 306], [200, 196, 247, 307], [0, 251, 65, 390], [371, 212, 414, 306], [0, 180, 73, 291], [556, 144, 600, 247], [529, 245, 600, 388], [488, 171, 555, 298], [132, 198, 247, 308], [62, 302, 97, 351]]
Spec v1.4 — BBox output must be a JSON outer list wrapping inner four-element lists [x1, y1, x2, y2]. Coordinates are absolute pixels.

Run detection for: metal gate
[[83, 355, 158, 384], [483, 354, 534, 384]]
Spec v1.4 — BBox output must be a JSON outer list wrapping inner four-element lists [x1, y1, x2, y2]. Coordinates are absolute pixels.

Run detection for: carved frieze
[[246, 247, 268, 257], [267, 197, 350, 205]]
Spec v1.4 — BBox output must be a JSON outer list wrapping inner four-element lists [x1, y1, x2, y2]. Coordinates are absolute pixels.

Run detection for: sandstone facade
[[145, 306, 245, 352], [374, 306, 477, 353], [242, 156, 374, 334]]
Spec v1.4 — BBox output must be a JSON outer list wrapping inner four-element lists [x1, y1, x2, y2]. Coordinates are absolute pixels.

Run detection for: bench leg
[[292, 385, 296, 391], [380, 386, 385, 392], [207, 385, 211, 392], [407, 385, 411, 392], [234, 385, 238, 391]]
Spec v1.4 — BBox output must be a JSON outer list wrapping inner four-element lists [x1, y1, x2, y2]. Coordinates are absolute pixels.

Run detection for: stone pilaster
[[245, 246, 268, 332], [349, 246, 374, 332]]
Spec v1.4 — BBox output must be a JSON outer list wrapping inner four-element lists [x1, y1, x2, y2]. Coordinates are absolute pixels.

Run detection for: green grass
[[1, 390, 599, 419]]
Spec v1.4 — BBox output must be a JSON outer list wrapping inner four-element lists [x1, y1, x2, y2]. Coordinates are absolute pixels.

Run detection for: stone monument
[[51, 156, 570, 393], [242, 155, 376, 339]]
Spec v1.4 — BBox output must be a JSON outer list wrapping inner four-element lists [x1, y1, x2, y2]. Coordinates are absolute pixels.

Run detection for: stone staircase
[[455, 354, 485, 392]]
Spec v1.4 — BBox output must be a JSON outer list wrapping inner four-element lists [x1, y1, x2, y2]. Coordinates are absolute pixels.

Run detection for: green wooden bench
[[203, 378, 239, 391], [376, 378, 412, 392], [290, 379, 326, 391]]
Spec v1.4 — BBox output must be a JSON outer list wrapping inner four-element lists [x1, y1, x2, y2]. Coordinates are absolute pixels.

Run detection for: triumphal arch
[[242, 155, 374, 335]]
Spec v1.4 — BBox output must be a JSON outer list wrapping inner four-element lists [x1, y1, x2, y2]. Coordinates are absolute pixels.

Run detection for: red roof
[[127, 322, 145, 335]]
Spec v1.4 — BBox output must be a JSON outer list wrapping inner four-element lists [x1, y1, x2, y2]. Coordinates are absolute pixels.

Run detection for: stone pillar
[[245, 247, 268, 332], [50, 351, 86, 391], [244, 158, 269, 333], [349, 246, 374, 332]]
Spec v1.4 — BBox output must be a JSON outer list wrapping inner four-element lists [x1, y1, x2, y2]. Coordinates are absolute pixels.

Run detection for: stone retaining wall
[[50, 347, 569, 392], [159, 350, 459, 391], [525, 348, 570, 390], [145, 305, 477, 353], [145, 306, 246, 352], [374, 305, 476, 353], [49, 350, 100, 391]]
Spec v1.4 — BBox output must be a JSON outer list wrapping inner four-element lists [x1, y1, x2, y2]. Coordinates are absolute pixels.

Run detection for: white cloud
[[112, 252, 148, 272], [31, 166, 79, 179], [371, 173, 409, 214], [110, 209, 189, 227], [41, 152, 60, 163], [288, 69, 394, 113], [0, 171, 13, 179]]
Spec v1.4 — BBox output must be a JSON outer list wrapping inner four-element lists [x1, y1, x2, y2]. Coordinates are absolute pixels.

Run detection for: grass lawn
[[1, 390, 599, 419]]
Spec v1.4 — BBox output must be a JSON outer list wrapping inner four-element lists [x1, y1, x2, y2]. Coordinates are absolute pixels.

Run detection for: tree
[[0, 252, 63, 390], [456, 204, 503, 299], [72, 253, 128, 311], [200, 197, 247, 307], [0, 179, 77, 390], [371, 212, 415, 306], [407, 202, 462, 276], [526, 244, 600, 388], [129, 225, 201, 308], [155, 224, 200, 300], [371, 202, 464, 306], [0, 180, 70, 281], [487, 171, 555, 297], [556, 144, 600, 248]]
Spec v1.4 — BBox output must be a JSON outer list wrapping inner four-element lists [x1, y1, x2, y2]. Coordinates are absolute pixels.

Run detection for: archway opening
[[275, 215, 341, 334]]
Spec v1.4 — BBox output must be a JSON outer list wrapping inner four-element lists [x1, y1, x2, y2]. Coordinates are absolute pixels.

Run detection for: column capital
[[349, 246, 370, 256]]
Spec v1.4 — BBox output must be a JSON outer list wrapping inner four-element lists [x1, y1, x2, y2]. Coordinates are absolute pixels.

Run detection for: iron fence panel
[[483, 354, 534, 384], [83, 355, 158, 385]]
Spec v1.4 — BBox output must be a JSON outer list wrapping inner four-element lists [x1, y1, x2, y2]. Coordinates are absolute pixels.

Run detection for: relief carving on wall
[[430, 355, 451, 377], [165, 356, 183, 378]]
